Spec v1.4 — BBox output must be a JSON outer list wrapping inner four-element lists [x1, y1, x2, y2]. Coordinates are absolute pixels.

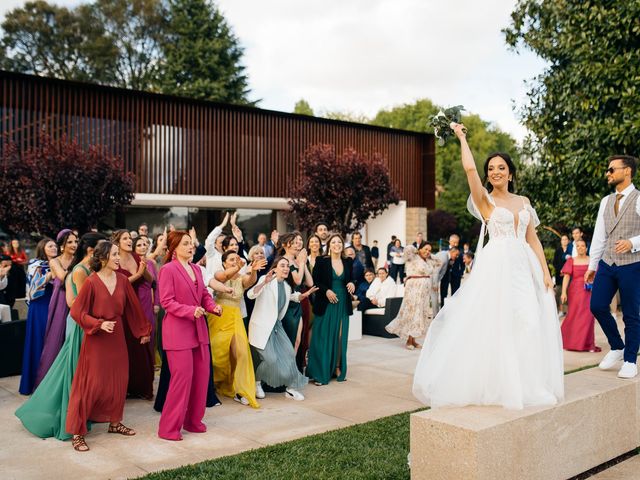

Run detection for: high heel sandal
[[108, 423, 136, 436], [72, 435, 89, 452]]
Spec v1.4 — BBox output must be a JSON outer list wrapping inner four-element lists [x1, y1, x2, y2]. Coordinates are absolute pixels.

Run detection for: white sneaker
[[599, 349, 624, 370], [233, 394, 249, 406], [255, 381, 265, 399], [285, 387, 304, 401], [618, 362, 638, 379]]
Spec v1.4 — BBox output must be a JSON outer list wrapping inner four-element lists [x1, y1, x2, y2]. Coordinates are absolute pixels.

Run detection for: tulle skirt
[[412, 238, 564, 410]]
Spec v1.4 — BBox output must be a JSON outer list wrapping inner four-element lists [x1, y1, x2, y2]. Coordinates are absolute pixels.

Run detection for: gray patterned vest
[[602, 188, 640, 266]]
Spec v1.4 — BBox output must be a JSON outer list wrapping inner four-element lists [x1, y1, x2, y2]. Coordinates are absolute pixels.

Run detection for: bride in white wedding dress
[[412, 123, 564, 410]]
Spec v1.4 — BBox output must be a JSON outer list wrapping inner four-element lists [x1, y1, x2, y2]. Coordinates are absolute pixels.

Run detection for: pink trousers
[[158, 343, 209, 440]]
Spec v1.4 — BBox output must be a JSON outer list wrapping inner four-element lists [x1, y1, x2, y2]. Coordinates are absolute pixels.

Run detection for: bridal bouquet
[[430, 105, 465, 146]]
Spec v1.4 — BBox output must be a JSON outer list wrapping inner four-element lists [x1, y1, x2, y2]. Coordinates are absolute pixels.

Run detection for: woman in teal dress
[[307, 234, 355, 385], [279, 232, 313, 350], [16, 233, 105, 440]]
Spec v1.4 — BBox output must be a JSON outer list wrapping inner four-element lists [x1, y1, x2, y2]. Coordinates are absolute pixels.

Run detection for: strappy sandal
[[72, 435, 89, 452], [108, 423, 136, 436]]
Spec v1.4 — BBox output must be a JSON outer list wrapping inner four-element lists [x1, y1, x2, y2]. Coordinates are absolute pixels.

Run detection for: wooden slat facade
[[0, 70, 436, 208]]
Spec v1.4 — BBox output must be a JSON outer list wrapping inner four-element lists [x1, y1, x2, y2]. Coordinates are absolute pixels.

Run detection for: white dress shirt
[[588, 183, 640, 271], [366, 277, 397, 307]]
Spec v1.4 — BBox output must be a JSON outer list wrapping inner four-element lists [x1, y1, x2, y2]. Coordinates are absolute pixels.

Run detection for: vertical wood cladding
[[1, 71, 436, 208]]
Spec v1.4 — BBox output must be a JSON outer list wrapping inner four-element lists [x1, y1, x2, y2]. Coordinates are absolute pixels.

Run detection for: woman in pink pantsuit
[[158, 231, 222, 441]]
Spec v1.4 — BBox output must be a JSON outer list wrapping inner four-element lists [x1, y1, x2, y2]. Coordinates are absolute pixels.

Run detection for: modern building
[[1, 70, 435, 245]]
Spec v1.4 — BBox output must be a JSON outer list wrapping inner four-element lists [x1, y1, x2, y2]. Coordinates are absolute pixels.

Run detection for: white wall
[[364, 201, 406, 266]]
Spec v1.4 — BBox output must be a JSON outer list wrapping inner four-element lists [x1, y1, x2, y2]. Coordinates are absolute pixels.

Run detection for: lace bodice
[[488, 207, 531, 240], [216, 277, 244, 307]]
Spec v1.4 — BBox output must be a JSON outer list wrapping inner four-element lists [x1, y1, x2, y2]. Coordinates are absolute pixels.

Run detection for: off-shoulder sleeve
[[526, 204, 541, 228], [560, 257, 573, 277], [122, 277, 152, 338], [70, 278, 103, 335], [466, 188, 493, 222]]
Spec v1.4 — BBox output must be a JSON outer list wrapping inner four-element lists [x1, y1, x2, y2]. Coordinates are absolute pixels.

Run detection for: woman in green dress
[[307, 234, 355, 385], [279, 232, 313, 351], [15, 233, 105, 440]]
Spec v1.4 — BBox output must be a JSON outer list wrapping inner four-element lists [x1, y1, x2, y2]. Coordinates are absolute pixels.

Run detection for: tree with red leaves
[[0, 135, 135, 236], [289, 144, 400, 237]]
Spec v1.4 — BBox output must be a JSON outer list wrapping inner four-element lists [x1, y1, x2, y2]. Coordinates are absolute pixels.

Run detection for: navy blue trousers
[[590, 260, 640, 363]]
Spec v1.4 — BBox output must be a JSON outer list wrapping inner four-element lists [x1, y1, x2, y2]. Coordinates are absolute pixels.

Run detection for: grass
[[138, 410, 419, 480], [138, 364, 603, 480]]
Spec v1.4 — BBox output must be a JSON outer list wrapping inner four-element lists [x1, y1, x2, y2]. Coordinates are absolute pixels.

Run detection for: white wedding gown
[[413, 193, 564, 409]]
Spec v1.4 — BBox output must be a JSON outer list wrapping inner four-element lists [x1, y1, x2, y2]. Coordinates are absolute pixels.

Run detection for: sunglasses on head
[[606, 166, 627, 174]]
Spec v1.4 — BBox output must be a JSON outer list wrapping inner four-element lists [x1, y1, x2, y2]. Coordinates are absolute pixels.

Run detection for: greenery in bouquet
[[430, 105, 465, 146]]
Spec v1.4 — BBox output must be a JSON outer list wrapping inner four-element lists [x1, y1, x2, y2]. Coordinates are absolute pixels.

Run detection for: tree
[[293, 99, 314, 116], [89, 0, 168, 90], [0, 1, 116, 83], [426, 209, 458, 244], [504, 0, 640, 230], [289, 144, 400, 237], [0, 135, 135, 236], [159, 0, 252, 103], [372, 99, 519, 240]]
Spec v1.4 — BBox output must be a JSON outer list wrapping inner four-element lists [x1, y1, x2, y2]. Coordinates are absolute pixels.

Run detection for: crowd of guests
[[14, 216, 454, 451]]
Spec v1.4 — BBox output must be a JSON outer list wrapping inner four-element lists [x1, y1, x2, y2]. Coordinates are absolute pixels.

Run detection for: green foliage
[[0, 1, 116, 83], [372, 99, 519, 239], [158, 0, 251, 103], [139, 411, 414, 480], [293, 99, 314, 116], [504, 0, 640, 230], [0, 0, 251, 103], [322, 110, 371, 124]]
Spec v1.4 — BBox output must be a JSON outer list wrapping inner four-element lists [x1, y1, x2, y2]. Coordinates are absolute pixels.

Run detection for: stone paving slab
[[1, 317, 621, 480]]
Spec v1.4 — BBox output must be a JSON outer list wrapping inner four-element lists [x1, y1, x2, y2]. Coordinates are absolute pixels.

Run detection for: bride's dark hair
[[483, 152, 517, 193]]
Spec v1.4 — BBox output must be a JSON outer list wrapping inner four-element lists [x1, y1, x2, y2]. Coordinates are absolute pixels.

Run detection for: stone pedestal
[[410, 367, 640, 480], [348, 310, 362, 341]]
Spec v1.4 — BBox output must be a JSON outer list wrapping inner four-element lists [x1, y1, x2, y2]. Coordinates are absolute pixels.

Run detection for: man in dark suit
[[351, 232, 374, 277], [566, 226, 591, 257], [437, 247, 463, 306]]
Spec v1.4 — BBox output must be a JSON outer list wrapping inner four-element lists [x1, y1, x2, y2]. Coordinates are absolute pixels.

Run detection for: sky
[[0, 0, 546, 142]]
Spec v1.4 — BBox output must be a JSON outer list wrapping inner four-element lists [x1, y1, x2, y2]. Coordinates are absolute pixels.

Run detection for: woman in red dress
[[158, 231, 222, 441], [66, 241, 151, 452], [560, 239, 600, 352], [111, 229, 155, 399]]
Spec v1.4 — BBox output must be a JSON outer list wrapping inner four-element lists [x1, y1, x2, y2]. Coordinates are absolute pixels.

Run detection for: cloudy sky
[[1, 0, 546, 142]]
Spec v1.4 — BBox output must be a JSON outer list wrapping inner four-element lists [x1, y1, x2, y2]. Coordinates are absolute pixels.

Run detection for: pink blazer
[[159, 260, 218, 351]]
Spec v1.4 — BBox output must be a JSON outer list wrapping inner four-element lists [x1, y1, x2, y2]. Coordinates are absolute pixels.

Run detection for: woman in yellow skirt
[[210, 250, 267, 407]]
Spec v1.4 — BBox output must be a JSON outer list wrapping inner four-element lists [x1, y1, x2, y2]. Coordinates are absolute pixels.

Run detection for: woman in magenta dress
[[112, 229, 155, 399], [133, 236, 159, 351], [560, 239, 600, 352]]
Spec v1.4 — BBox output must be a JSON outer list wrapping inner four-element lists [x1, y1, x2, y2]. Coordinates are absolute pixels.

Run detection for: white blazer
[[247, 276, 300, 350]]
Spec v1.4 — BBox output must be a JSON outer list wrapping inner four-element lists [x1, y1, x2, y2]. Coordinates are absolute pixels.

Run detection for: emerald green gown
[[306, 270, 349, 384], [15, 264, 90, 440], [281, 264, 303, 346]]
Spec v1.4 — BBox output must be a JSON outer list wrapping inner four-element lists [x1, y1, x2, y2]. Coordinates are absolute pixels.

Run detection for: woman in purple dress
[[560, 239, 600, 352], [34, 229, 78, 388], [133, 236, 159, 351]]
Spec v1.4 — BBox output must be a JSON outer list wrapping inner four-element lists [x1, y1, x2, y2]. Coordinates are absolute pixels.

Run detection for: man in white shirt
[[568, 226, 590, 257], [366, 268, 397, 308], [586, 155, 640, 379]]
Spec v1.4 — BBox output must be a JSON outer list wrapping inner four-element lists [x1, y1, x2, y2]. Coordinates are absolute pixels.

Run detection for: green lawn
[[138, 410, 416, 480], [137, 364, 602, 480]]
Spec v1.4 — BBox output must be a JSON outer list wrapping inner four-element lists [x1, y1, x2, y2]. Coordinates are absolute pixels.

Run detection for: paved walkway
[[0, 319, 620, 480]]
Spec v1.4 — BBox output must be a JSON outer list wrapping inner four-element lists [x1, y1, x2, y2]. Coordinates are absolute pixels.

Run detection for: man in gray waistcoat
[[586, 155, 640, 378]]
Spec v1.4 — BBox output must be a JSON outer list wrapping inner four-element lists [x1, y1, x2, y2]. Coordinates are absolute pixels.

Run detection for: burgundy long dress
[[117, 254, 155, 399], [65, 273, 151, 435], [560, 258, 600, 352]]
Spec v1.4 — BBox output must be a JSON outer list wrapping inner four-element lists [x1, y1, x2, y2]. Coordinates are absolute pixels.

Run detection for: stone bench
[[410, 367, 640, 480]]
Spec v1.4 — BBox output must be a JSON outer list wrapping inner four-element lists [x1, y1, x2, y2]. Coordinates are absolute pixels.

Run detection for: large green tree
[[0, 1, 115, 83], [159, 0, 251, 103], [504, 0, 640, 231], [372, 99, 519, 238]]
